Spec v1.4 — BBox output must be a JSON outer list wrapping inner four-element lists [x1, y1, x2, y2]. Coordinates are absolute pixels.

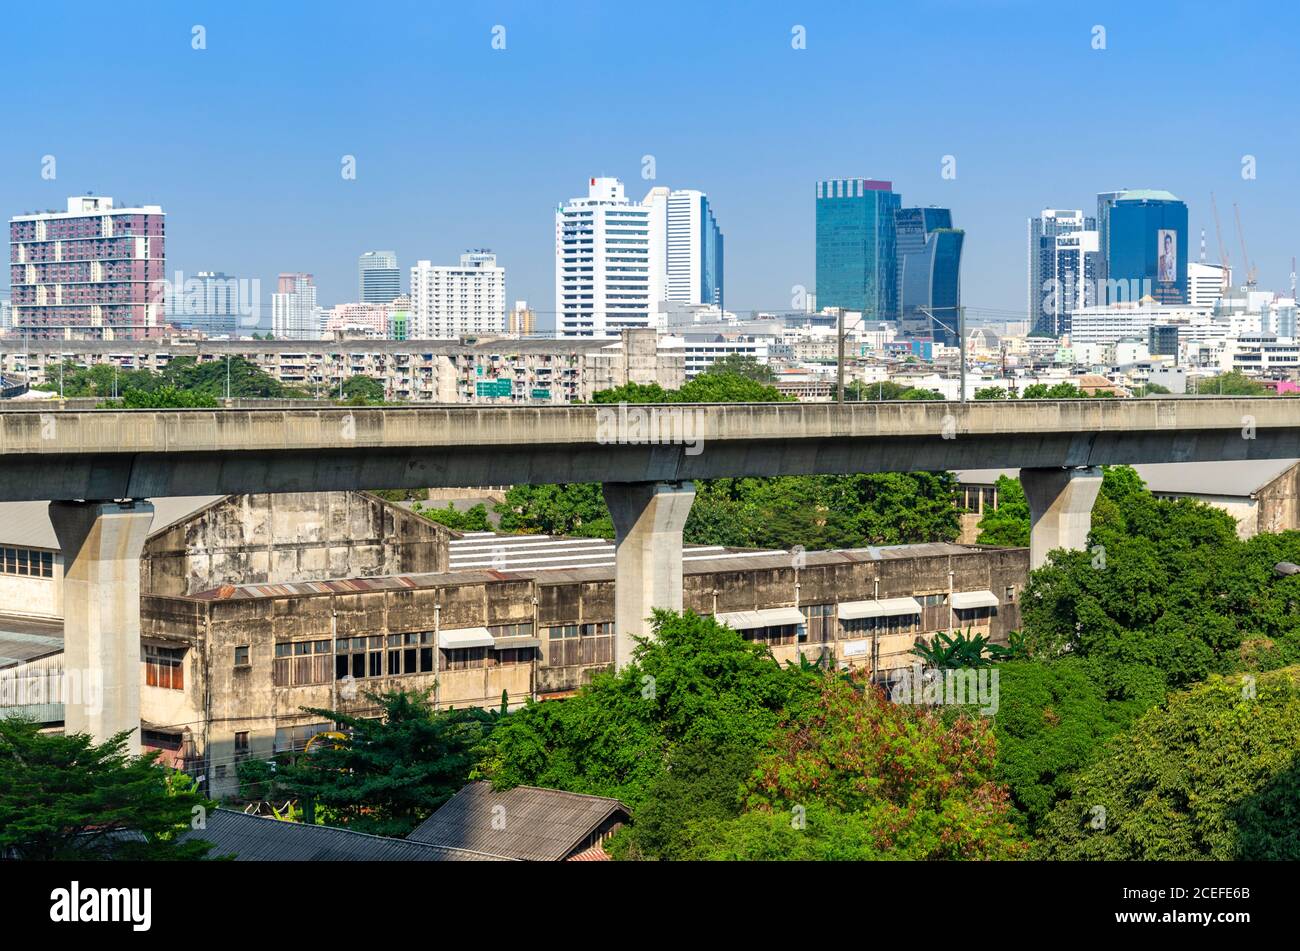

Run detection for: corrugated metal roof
[[187, 540, 994, 603], [0, 613, 63, 668], [179, 807, 511, 861], [0, 496, 225, 549], [407, 781, 628, 861]]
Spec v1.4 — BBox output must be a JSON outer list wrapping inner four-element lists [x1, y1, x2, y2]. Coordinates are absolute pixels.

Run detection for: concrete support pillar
[[1021, 467, 1102, 570], [602, 481, 695, 669], [49, 500, 154, 751]]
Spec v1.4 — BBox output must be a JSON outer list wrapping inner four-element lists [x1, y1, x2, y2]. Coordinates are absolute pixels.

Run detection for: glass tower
[[1106, 191, 1188, 305], [815, 178, 901, 319]]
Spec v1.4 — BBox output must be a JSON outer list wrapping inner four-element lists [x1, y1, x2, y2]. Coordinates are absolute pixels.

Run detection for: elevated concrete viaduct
[[5, 397, 1294, 746]]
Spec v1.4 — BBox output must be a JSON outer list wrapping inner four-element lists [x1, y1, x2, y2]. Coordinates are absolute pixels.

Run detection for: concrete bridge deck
[[0, 397, 1294, 501]]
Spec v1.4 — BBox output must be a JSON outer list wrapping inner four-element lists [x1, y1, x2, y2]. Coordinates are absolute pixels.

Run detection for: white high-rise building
[[1189, 262, 1231, 311], [555, 177, 653, 337], [665, 188, 723, 309], [410, 251, 506, 338], [271, 272, 320, 340]]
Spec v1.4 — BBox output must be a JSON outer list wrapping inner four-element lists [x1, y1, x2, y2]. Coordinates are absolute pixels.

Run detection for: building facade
[[271, 272, 320, 340], [0, 328, 686, 404], [410, 252, 506, 338], [816, 178, 901, 319], [9, 195, 166, 339], [165, 271, 246, 337], [1028, 209, 1097, 337], [896, 207, 963, 345], [1106, 190, 1188, 305], [358, 251, 400, 303], [555, 177, 653, 337]]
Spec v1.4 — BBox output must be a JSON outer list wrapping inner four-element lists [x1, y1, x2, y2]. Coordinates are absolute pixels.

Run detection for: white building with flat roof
[[556, 178, 653, 337], [410, 252, 506, 339]]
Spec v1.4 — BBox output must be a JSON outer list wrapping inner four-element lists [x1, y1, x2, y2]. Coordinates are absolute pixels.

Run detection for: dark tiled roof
[[180, 807, 511, 861], [407, 782, 628, 861]]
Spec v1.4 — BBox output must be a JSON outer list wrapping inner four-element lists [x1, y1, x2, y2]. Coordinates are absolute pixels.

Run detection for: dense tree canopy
[[0, 719, 215, 860], [681, 672, 1027, 860], [46, 355, 307, 402], [1034, 667, 1300, 860], [974, 475, 1029, 547], [264, 690, 499, 837], [477, 611, 1025, 860]]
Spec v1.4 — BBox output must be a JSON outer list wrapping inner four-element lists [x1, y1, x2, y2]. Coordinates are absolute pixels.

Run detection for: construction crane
[[1233, 202, 1259, 287], [1210, 192, 1232, 292]]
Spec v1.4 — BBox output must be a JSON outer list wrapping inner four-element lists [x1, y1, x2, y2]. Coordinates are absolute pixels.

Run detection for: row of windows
[[1, 548, 54, 578]]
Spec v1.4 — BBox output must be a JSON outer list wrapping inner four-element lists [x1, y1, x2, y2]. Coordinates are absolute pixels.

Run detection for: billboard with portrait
[[1157, 229, 1177, 284]]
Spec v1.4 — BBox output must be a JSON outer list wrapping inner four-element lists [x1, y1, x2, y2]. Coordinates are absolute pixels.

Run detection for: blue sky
[[4, 0, 1297, 329]]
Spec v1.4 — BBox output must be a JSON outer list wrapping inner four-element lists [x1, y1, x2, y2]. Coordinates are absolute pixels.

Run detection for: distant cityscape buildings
[[815, 178, 901, 321], [271, 272, 319, 340], [410, 251, 506, 338], [165, 270, 245, 337], [358, 250, 400, 303], [1028, 209, 1099, 337], [9, 195, 166, 339], [556, 177, 726, 338]]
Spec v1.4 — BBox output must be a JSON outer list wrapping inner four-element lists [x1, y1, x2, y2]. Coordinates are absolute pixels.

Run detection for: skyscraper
[[410, 251, 506, 338], [815, 178, 901, 319], [896, 207, 963, 342], [166, 271, 246, 337], [1028, 209, 1098, 336], [9, 195, 166, 339], [555, 177, 652, 337], [271, 272, 319, 340], [1106, 190, 1188, 305], [665, 189, 724, 309], [358, 250, 400, 303], [1095, 189, 1127, 291]]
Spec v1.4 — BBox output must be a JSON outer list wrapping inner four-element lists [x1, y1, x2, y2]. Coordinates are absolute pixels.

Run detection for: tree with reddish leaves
[[682, 672, 1028, 860]]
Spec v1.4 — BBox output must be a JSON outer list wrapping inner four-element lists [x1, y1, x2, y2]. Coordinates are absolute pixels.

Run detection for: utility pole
[[836, 307, 846, 404], [225, 354, 231, 401], [918, 306, 966, 402]]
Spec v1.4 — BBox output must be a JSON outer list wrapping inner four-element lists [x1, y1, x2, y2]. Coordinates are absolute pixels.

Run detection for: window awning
[[491, 636, 541, 650], [438, 627, 495, 649], [837, 597, 922, 620], [951, 590, 999, 610], [715, 607, 807, 630]]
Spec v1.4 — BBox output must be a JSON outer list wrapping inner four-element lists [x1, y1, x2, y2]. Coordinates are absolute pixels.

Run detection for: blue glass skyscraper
[[897, 206, 963, 343], [815, 178, 901, 319], [1106, 190, 1188, 304]]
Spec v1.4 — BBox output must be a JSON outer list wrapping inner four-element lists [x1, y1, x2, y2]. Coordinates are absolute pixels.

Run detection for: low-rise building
[[0, 490, 1028, 798]]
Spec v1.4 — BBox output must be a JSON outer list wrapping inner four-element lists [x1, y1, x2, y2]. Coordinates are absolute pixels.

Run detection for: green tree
[[974, 386, 1012, 400], [413, 502, 492, 532], [341, 375, 387, 405], [1192, 370, 1272, 396], [495, 482, 612, 537], [700, 354, 776, 383], [682, 673, 1027, 860], [992, 657, 1162, 833], [974, 475, 1030, 547], [113, 386, 220, 408], [270, 689, 498, 836], [475, 611, 816, 812], [0, 719, 216, 860], [1035, 667, 1300, 860]]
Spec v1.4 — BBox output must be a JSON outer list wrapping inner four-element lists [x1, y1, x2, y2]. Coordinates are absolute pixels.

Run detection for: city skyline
[[3, 2, 1299, 328]]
